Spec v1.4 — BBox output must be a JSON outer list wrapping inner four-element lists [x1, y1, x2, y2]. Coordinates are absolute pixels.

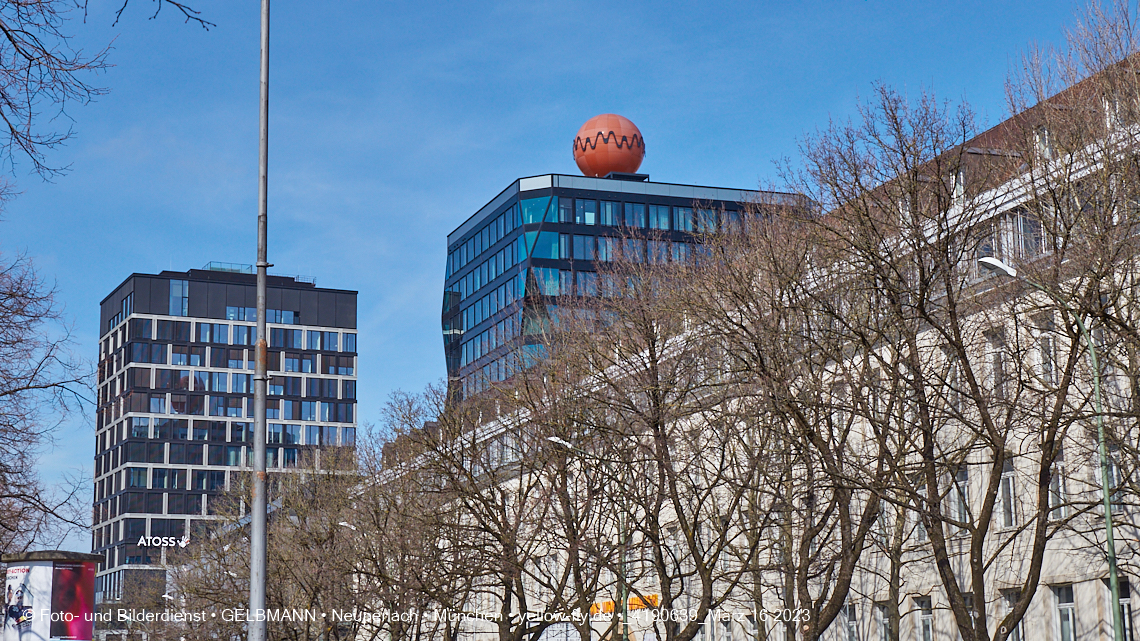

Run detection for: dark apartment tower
[[441, 173, 799, 399], [92, 263, 357, 603]]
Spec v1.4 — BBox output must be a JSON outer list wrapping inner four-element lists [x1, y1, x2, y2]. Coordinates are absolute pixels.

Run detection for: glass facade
[[93, 268, 358, 602], [442, 174, 777, 399]]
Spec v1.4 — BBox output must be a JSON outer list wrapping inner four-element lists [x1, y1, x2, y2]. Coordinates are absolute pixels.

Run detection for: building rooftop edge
[[99, 270, 358, 306], [3, 550, 104, 562], [446, 173, 801, 247]]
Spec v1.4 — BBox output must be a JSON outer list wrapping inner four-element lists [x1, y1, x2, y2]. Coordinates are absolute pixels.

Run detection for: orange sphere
[[573, 114, 645, 177]]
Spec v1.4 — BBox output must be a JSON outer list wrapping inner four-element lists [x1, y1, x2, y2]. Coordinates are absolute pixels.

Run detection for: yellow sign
[[589, 594, 659, 615]]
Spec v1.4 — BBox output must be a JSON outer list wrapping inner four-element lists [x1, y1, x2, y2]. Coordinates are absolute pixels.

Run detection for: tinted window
[[525, 231, 560, 260], [623, 203, 645, 228], [576, 199, 597, 225], [573, 235, 594, 261], [129, 318, 152, 340]]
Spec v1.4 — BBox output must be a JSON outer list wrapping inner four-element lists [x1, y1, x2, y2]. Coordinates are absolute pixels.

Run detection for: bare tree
[[759, 25, 1140, 634], [174, 463, 366, 641], [0, 0, 213, 205], [523, 247, 777, 641], [679, 212, 895, 641], [112, 0, 214, 29], [0, 253, 88, 551], [1001, 0, 1140, 624], [326, 10, 1140, 641], [0, 0, 107, 183], [0, 0, 210, 554], [0, 0, 215, 176], [505, 353, 628, 641], [375, 382, 595, 641], [353, 389, 478, 641]]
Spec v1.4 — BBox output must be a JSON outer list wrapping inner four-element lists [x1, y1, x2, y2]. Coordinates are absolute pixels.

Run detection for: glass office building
[[93, 264, 357, 602], [442, 173, 798, 399]]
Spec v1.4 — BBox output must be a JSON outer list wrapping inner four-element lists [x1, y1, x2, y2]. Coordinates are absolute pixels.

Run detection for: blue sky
[[9, 0, 1081, 547]]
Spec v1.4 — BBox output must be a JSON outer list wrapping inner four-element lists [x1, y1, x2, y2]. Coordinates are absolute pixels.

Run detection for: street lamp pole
[[980, 257, 1123, 641], [249, 0, 271, 639], [548, 437, 629, 641]]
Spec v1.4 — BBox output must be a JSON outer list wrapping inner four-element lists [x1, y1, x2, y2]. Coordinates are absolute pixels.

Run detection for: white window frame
[[1055, 585, 1076, 641], [917, 597, 934, 641], [1108, 450, 1124, 514], [842, 602, 859, 641], [1039, 334, 1057, 387], [948, 466, 969, 533], [989, 336, 1006, 396], [1118, 581, 1134, 641], [915, 482, 929, 543], [999, 466, 1017, 529], [1049, 465, 1069, 521]]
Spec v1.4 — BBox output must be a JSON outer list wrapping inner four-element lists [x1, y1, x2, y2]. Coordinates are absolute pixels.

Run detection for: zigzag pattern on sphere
[[573, 114, 645, 177], [573, 130, 646, 153]]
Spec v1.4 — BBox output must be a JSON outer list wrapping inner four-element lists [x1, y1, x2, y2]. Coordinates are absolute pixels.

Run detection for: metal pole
[[1020, 278, 1123, 641], [249, 0, 270, 639], [618, 492, 628, 641], [1069, 312, 1124, 641], [981, 258, 1124, 641]]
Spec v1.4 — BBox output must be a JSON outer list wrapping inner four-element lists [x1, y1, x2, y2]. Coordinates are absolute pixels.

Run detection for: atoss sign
[[136, 535, 189, 548], [3, 551, 101, 641]]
